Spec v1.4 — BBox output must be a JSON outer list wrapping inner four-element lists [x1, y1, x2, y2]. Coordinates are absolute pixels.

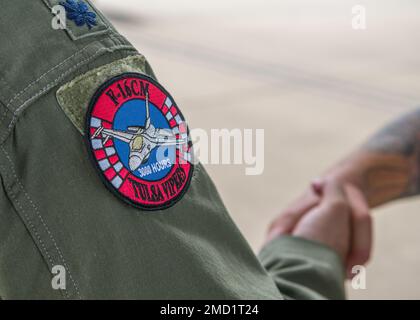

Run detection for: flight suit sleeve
[[258, 235, 346, 300], [0, 0, 345, 299]]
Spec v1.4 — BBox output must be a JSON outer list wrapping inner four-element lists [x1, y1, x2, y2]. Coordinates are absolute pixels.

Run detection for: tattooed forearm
[[357, 109, 420, 205], [363, 109, 420, 157]]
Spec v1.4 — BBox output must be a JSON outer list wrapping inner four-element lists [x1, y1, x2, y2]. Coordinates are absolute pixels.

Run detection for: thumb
[[321, 179, 348, 207], [266, 179, 325, 243], [344, 183, 372, 278]]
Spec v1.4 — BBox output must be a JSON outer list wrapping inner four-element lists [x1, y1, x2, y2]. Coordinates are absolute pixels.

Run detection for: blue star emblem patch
[[60, 0, 97, 29]]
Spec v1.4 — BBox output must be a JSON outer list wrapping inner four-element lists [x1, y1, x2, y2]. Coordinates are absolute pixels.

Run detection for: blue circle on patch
[[113, 99, 176, 181]]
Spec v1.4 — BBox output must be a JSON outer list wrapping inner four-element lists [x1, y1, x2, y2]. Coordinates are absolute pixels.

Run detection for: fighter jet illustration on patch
[[92, 93, 187, 171]]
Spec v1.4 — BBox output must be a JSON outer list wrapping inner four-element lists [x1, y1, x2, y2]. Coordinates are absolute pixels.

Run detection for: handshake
[[266, 171, 372, 279], [267, 108, 420, 278]]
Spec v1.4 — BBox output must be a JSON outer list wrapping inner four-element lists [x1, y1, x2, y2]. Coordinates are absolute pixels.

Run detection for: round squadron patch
[[85, 73, 194, 210]]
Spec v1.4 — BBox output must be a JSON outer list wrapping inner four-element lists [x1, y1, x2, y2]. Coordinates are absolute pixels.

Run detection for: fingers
[[292, 181, 352, 261], [322, 179, 344, 201], [265, 181, 324, 243], [321, 179, 350, 213], [321, 181, 371, 276], [311, 178, 324, 196], [267, 176, 372, 273], [279, 187, 322, 230], [344, 183, 372, 278]]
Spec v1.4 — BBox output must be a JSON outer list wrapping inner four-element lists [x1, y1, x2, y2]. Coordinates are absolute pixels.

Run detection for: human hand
[[291, 181, 352, 262], [266, 180, 323, 240], [267, 176, 372, 277]]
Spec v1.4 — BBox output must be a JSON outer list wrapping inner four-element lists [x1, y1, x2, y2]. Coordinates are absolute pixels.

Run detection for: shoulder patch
[[60, 0, 97, 29], [44, 0, 110, 40], [85, 73, 194, 210]]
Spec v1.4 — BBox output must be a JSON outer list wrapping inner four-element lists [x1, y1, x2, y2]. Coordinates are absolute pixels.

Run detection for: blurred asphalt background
[[95, 0, 420, 299]]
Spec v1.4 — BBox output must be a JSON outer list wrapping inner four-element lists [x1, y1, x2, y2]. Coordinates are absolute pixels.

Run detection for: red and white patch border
[[84, 73, 194, 211]]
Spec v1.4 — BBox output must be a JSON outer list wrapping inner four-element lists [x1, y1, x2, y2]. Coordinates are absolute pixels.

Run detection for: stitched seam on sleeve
[[4, 182, 69, 299], [0, 145, 81, 299], [15, 45, 134, 115], [0, 44, 137, 145], [5, 44, 93, 109]]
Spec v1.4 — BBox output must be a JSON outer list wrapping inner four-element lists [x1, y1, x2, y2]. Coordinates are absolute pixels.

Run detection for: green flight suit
[[0, 0, 345, 299]]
